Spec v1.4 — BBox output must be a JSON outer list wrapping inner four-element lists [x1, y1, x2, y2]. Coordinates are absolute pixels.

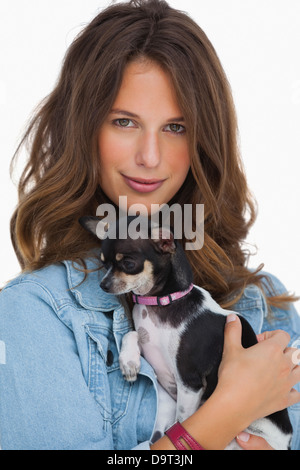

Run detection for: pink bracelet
[[165, 422, 205, 450]]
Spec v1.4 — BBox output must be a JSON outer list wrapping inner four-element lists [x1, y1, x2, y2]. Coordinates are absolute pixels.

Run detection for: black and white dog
[[80, 215, 292, 450]]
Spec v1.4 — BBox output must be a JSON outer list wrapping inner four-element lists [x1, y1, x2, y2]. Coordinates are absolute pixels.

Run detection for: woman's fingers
[[236, 432, 274, 450], [291, 347, 300, 368], [266, 330, 291, 349], [222, 314, 243, 355], [257, 329, 290, 349], [284, 347, 300, 369], [288, 387, 300, 408]]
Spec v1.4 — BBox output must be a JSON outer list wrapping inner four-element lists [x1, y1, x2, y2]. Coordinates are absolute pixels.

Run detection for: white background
[[0, 0, 299, 308]]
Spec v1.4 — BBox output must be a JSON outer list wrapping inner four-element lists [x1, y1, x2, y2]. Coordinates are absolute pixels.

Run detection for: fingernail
[[226, 313, 237, 323], [237, 432, 250, 442], [256, 333, 264, 342]]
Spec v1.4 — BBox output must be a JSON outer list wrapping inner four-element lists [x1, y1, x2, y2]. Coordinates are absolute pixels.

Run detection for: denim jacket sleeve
[[0, 268, 157, 450], [260, 272, 300, 451], [0, 281, 116, 450], [260, 272, 300, 347], [233, 271, 300, 450]]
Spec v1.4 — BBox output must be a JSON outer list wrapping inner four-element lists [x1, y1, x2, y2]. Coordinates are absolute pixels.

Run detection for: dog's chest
[[132, 304, 183, 398]]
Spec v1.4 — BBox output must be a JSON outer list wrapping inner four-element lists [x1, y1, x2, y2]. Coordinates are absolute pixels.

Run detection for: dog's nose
[[100, 278, 111, 292]]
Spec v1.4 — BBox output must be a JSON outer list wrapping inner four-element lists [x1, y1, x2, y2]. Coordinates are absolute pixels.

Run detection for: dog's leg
[[175, 381, 204, 422], [119, 331, 141, 382], [151, 383, 177, 443]]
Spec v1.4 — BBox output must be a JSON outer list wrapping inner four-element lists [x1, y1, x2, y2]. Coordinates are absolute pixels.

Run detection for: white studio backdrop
[[0, 0, 299, 308]]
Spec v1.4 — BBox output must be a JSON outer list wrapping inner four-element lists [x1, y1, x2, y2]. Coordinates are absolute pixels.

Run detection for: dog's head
[[79, 215, 176, 296]]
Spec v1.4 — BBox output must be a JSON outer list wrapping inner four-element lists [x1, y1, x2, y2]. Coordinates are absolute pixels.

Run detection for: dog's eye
[[122, 259, 136, 271]]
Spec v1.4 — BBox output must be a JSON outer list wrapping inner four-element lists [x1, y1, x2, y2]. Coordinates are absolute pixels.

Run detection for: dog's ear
[[151, 226, 176, 254], [79, 216, 109, 239]]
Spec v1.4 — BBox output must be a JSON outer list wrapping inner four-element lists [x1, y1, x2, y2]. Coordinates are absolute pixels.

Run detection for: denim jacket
[[0, 255, 299, 450]]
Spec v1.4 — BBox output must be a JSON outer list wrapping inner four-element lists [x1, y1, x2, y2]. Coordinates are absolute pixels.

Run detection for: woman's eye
[[114, 119, 135, 128], [165, 123, 186, 134]]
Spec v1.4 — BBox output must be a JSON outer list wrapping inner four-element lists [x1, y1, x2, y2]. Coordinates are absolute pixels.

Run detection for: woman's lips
[[122, 174, 166, 193]]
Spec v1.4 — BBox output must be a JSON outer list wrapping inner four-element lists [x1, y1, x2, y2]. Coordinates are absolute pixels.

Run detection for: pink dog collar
[[132, 283, 194, 306]]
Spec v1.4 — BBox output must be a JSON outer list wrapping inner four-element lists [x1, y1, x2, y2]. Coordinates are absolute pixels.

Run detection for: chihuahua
[[79, 215, 292, 450]]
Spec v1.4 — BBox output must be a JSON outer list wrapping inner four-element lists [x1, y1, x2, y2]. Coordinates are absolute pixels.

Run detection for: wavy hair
[[10, 0, 296, 307]]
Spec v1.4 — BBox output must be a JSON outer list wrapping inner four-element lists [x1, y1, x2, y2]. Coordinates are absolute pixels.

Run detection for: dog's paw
[[119, 355, 141, 382], [119, 331, 141, 382]]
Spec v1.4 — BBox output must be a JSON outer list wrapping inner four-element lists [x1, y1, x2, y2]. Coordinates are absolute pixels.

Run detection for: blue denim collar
[[63, 254, 121, 312]]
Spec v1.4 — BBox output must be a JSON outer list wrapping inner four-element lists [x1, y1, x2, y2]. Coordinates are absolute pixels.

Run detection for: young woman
[[0, 0, 299, 450]]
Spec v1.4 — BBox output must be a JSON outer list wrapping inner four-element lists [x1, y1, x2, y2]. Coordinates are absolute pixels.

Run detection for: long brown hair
[[10, 0, 296, 307]]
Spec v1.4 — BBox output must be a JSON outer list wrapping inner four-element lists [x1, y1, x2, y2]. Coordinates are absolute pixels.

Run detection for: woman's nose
[[135, 131, 161, 168]]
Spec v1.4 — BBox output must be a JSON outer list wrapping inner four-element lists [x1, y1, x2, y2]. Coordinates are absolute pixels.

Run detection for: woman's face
[[98, 60, 190, 214]]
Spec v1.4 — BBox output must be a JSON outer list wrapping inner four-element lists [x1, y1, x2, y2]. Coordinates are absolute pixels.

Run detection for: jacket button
[[106, 350, 114, 367]]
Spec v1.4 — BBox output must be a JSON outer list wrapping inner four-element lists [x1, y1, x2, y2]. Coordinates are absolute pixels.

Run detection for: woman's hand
[[236, 432, 274, 450], [217, 314, 300, 427], [152, 313, 299, 451]]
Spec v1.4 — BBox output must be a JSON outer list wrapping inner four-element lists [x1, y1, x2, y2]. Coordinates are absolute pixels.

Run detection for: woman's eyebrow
[[110, 108, 185, 123]]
